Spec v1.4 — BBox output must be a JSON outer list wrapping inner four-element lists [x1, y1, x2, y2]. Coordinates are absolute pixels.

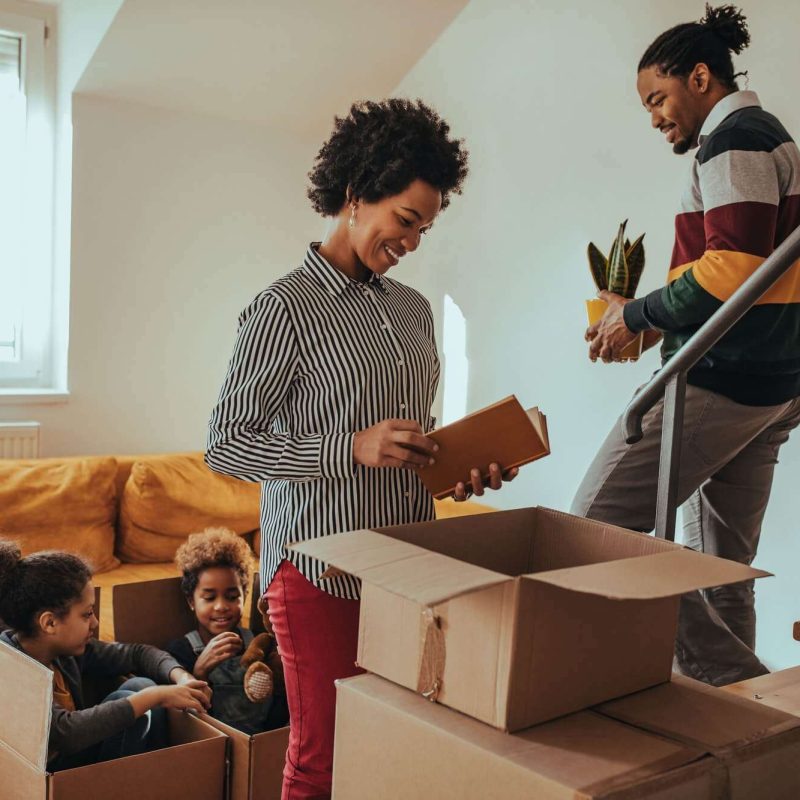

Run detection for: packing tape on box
[[417, 608, 445, 702]]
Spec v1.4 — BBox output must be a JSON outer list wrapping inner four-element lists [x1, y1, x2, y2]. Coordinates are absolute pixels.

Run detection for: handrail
[[622, 224, 800, 444]]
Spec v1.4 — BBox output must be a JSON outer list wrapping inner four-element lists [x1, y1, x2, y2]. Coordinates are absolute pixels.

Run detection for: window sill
[[0, 389, 70, 405]]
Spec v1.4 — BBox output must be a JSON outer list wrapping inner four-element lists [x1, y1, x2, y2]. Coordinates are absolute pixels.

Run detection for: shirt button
[[381, 324, 388, 330], [400, 403, 406, 410], [397, 359, 405, 366], [404, 492, 411, 498]]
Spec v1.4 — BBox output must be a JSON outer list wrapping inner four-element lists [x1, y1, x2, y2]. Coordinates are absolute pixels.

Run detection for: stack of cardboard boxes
[[294, 506, 800, 799], [3, 506, 800, 798]]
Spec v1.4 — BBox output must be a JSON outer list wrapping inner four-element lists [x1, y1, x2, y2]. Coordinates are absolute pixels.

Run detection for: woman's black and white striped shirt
[[206, 244, 440, 599]]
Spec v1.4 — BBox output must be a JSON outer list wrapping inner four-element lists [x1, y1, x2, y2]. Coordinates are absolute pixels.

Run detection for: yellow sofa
[[0, 452, 494, 640]]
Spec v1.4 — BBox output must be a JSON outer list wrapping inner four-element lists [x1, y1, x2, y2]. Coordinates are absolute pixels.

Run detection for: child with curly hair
[[0, 540, 210, 771], [167, 527, 286, 735]]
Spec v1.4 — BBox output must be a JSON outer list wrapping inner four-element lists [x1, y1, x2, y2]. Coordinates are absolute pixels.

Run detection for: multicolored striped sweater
[[624, 91, 800, 406]]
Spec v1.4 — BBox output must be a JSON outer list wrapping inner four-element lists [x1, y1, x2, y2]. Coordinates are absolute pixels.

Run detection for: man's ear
[[691, 62, 711, 94]]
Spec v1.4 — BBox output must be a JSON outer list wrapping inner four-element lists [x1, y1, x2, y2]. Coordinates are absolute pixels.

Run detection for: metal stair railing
[[621, 224, 800, 541]]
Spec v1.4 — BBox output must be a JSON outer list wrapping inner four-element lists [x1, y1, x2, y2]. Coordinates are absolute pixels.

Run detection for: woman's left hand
[[453, 463, 519, 502]]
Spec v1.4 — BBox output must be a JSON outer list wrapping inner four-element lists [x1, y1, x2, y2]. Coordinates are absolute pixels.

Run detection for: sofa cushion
[[0, 457, 120, 573], [116, 453, 260, 562]]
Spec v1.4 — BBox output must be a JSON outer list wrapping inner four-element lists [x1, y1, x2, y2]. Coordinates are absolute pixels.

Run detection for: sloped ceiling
[[76, 0, 469, 133]]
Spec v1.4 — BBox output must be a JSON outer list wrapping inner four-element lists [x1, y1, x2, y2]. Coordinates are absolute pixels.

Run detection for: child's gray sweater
[[0, 630, 182, 764]]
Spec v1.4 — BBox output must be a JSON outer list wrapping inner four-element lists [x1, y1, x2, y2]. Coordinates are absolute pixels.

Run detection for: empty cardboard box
[[293, 506, 766, 731], [0, 638, 227, 800], [113, 576, 289, 800], [597, 674, 800, 799], [332, 673, 721, 799]]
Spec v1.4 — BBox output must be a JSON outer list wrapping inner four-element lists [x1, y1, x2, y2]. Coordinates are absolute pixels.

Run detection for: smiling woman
[[203, 98, 482, 799]]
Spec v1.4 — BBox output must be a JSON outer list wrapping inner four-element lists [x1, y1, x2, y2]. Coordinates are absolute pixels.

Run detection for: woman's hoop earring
[[349, 205, 356, 229]]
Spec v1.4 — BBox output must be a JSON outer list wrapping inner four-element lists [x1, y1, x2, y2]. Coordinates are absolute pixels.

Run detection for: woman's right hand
[[353, 419, 438, 469], [193, 631, 243, 681]]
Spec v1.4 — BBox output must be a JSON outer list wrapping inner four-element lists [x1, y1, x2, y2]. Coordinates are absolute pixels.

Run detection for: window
[[0, 11, 52, 389]]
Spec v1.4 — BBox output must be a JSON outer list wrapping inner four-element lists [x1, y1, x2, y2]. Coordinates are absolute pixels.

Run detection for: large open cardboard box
[[0, 635, 227, 800], [596, 674, 800, 799], [332, 673, 722, 799], [293, 506, 766, 731], [113, 577, 289, 800]]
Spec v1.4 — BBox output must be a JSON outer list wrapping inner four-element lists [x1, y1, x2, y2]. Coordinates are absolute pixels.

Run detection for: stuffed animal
[[240, 596, 285, 703]]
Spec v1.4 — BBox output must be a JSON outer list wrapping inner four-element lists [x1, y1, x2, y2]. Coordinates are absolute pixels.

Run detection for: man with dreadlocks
[[573, 4, 800, 686]]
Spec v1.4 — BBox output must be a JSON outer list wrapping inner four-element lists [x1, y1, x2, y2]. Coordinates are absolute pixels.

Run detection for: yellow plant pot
[[585, 298, 643, 362]]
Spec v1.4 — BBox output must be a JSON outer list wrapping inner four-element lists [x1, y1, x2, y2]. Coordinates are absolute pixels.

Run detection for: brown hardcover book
[[419, 395, 550, 500]]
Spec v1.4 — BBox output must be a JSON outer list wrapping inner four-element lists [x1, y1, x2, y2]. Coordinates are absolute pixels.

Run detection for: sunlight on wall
[[442, 293, 468, 425]]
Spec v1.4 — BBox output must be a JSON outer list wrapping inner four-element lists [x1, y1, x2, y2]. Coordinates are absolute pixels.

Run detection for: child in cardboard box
[[167, 528, 287, 735], [0, 540, 212, 771]]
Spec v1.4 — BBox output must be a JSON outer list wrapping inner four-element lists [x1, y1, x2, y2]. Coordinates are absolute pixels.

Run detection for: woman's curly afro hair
[[175, 527, 254, 599], [307, 98, 469, 217]]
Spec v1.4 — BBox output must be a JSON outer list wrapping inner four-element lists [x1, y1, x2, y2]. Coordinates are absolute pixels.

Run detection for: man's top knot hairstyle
[[638, 4, 751, 89], [307, 98, 468, 217]]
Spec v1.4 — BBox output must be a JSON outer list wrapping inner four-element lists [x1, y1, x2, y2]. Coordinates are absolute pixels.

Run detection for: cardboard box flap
[[598, 674, 800, 751], [290, 529, 509, 606], [525, 548, 769, 599], [114, 577, 196, 649], [0, 640, 51, 771]]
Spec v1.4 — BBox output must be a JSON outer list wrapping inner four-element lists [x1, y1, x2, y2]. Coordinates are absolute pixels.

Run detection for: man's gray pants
[[571, 383, 800, 686]]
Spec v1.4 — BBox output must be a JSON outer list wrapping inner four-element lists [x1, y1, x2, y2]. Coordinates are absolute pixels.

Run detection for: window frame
[[0, 9, 54, 390]]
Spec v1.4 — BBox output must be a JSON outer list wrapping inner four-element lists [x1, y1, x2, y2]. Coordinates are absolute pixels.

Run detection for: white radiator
[[0, 422, 41, 458]]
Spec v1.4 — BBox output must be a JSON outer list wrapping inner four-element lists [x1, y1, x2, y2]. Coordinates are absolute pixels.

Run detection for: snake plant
[[587, 220, 645, 299]]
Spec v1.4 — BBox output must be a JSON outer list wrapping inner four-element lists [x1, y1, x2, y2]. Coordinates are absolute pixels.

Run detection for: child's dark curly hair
[[0, 539, 92, 637], [175, 527, 254, 598], [307, 98, 469, 216]]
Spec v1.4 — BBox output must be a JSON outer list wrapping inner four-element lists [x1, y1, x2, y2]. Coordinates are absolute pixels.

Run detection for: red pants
[[266, 560, 363, 800]]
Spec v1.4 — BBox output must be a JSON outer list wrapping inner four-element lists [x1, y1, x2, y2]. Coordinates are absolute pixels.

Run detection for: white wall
[[51, 0, 124, 388], [1, 93, 320, 454], [392, 0, 800, 670]]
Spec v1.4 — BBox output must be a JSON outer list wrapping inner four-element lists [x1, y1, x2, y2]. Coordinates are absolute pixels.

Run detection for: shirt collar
[[698, 90, 761, 143], [303, 243, 388, 296]]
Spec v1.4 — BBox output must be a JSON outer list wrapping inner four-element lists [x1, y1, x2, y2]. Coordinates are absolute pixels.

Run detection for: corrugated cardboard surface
[[113, 577, 197, 649], [201, 713, 289, 800], [48, 709, 227, 800], [596, 675, 800, 799], [113, 576, 289, 800], [722, 666, 800, 717], [293, 506, 766, 731], [0, 641, 52, 771], [506, 582, 677, 731], [332, 674, 718, 800], [0, 743, 46, 800]]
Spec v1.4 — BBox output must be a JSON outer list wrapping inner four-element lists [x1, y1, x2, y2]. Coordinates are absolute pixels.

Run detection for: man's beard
[[672, 126, 699, 155], [672, 137, 692, 155]]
